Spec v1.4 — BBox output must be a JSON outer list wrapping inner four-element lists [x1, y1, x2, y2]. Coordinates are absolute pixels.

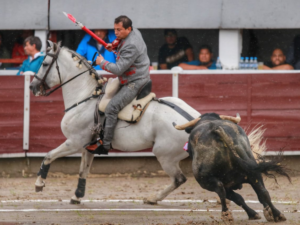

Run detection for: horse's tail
[[214, 126, 291, 184]]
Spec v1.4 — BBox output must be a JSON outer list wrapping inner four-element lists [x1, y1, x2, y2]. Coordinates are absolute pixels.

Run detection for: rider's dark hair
[[24, 36, 42, 51], [114, 15, 132, 29]]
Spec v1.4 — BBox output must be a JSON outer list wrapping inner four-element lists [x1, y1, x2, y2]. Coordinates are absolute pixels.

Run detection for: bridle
[[32, 43, 104, 113], [34, 44, 94, 97], [34, 45, 62, 96]]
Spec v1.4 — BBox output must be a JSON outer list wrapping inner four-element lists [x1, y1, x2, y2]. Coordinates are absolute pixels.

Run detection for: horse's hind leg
[[70, 150, 94, 204], [143, 155, 187, 205], [35, 140, 83, 192], [226, 189, 261, 220]]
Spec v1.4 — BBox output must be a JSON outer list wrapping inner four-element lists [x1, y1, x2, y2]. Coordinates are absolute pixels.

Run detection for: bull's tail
[[214, 126, 291, 184], [247, 125, 267, 161]]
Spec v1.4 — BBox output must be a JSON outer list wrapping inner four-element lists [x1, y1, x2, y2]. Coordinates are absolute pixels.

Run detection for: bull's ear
[[185, 126, 194, 134]]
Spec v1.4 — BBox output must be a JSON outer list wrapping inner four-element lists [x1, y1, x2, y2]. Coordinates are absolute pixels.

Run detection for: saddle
[[98, 78, 156, 122]]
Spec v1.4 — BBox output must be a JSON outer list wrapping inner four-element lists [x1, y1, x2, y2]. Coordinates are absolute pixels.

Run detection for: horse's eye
[[43, 63, 49, 67]]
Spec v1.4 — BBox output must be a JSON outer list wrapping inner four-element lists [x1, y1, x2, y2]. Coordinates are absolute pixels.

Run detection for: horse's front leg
[[35, 140, 83, 192], [70, 150, 94, 204]]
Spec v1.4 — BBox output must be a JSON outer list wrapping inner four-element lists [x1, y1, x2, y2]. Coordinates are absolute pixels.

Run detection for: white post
[[171, 66, 183, 98], [23, 74, 31, 150], [34, 30, 47, 52], [219, 30, 242, 70]]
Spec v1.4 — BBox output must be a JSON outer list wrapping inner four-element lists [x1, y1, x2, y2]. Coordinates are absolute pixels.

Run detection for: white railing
[[0, 69, 299, 156]]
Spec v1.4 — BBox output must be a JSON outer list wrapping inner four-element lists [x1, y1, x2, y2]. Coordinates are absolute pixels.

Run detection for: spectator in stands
[[158, 29, 194, 69], [286, 35, 300, 70], [263, 48, 293, 70], [17, 36, 44, 75], [178, 45, 216, 70], [76, 29, 116, 70], [0, 32, 12, 69], [12, 30, 34, 66]]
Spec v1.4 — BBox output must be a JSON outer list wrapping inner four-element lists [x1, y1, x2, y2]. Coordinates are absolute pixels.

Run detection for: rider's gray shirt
[[99, 28, 150, 85]]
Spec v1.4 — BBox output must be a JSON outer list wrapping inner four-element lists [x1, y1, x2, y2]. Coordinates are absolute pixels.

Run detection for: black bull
[[173, 113, 291, 222]]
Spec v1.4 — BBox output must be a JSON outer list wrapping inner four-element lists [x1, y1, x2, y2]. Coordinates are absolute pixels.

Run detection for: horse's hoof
[[70, 199, 81, 204], [249, 213, 261, 220], [35, 185, 44, 192], [263, 206, 274, 222], [275, 213, 286, 222], [221, 211, 234, 223], [143, 198, 157, 205]]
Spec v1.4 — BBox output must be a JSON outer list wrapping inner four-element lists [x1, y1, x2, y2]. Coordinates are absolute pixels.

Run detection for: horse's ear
[[47, 40, 54, 49], [57, 41, 62, 48]]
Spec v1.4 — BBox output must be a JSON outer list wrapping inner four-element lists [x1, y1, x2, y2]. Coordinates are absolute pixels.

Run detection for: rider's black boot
[[84, 139, 111, 155]]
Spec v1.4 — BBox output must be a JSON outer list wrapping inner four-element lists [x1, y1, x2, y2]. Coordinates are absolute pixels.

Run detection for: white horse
[[30, 41, 201, 204]]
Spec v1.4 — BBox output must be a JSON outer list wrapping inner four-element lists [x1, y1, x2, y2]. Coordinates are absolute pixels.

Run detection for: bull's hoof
[[143, 198, 158, 205], [275, 213, 286, 222], [70, 199, 81, 204], [221, 211, 234, 223], [35, 186, 44, 192], [249, 213, 261, 220], [263, 206, 275, 222]]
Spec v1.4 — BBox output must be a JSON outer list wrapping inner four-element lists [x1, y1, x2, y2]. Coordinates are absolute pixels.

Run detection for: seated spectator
[[12, 30, 34, 67], [286, 35, 300, 70], [158, 29, 194, 69], [17, 36, 44, 75], [263, 48, 293, 70], [76, 29, 116, 70], [179, 45, 216, 70], [0, 32, 12, 69]]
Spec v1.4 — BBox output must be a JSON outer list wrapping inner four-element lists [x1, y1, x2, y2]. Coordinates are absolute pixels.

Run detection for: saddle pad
[[118, 92, 156, 122], [98, 77, 120, 112], [99, 77, 156, 122]]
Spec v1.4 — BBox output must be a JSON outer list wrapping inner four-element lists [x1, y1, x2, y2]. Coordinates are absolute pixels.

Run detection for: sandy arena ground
[[0, 172, 299, 225]]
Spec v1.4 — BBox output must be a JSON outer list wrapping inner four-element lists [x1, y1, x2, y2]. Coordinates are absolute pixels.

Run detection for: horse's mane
[[64, 48, 98, 75]]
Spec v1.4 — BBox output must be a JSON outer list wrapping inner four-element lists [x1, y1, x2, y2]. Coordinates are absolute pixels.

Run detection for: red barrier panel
[[0, 73, 299, 156], [179, 73, 300, 153]]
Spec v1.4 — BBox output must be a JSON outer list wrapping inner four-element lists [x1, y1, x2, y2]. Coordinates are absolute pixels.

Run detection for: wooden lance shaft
[[81, 26, 108, 47]]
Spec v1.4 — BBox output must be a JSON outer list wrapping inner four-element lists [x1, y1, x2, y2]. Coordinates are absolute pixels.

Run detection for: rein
[[34, 47, 62, 95], [35, 45, 97, 97], [34, 45, 103, 112]]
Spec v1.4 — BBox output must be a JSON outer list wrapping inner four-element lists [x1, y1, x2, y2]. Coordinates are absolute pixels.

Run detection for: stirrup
[[84, 139, 109, 155]]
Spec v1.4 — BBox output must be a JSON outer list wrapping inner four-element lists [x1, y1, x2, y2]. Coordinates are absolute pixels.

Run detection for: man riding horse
[[85, 15, 150, 154]]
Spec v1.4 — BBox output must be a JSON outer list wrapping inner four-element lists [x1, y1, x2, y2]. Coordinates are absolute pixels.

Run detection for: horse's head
[[30, 40, 62, 96]]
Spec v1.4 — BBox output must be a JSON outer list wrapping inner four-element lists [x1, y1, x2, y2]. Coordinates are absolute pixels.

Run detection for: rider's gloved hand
[[105, 43, 113, 52], [95, 55, 104, 65]]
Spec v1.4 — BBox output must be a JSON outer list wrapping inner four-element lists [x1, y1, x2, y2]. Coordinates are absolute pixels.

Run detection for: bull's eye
[[43, 63, 49, 67]]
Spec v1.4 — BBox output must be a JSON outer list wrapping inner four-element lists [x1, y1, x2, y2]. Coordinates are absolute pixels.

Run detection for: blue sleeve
[[185, 60, 200, 66], [33, 57, 44, 73], [209, 62, 217, 70], [17, 61, 26, 75], [107, 29, 116, 43], [76, 34, 90, 57]]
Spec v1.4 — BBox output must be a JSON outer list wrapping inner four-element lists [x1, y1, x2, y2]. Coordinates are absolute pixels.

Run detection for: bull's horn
[[220, 113, 241, 124], [173, 117, 201, 130]]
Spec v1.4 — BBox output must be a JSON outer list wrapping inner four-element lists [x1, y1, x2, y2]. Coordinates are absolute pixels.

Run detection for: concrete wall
[[0, 0, 48, 30], [50, 0, 300, 30]]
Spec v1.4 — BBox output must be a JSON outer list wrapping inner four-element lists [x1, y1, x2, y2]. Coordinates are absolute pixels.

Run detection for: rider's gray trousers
[[103, 77, 149, 149]]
